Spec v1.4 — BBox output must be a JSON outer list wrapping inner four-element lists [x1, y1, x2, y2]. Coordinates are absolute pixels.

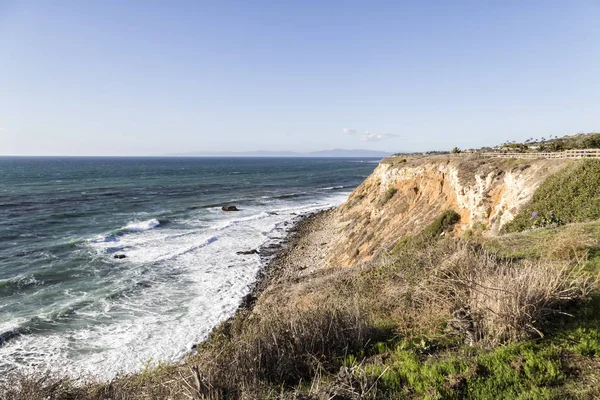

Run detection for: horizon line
[[0, 154, 391, 158]]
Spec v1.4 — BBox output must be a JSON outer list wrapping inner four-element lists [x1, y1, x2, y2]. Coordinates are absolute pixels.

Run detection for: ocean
[[0, 157, 378, 379]]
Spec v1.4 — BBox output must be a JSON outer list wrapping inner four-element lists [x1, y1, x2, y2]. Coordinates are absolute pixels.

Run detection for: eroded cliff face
[[328, 155, 570, 267]]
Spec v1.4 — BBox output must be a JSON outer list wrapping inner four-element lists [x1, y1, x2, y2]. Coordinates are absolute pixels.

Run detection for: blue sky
[[1, 0, 599, 155]]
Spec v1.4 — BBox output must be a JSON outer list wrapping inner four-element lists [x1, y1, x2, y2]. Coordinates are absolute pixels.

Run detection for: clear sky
[[1, 0, 599, 156]]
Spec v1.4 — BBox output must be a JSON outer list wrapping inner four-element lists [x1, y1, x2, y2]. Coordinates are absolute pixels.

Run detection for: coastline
[[248, 207, 337, 302], [194, 207, 338, 350], [5, 157, 600, 398]]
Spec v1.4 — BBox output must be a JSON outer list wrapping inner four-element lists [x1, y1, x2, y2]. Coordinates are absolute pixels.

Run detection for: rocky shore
[[237, 208, 338, 311]]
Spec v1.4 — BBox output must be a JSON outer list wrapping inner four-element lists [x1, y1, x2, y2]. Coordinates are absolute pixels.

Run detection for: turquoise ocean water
[[0, 157, 377, 378]]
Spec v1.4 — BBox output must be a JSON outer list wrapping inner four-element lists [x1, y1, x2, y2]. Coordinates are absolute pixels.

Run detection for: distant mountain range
[[169, 149, 392, 158]]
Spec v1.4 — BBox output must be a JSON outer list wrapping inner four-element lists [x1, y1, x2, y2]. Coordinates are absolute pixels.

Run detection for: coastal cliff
[[329, 155, 569, 267], [255, 155, 573, 314]]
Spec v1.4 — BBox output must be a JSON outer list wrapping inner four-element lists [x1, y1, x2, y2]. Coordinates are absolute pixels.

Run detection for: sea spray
[[0, 157, 379, 379]]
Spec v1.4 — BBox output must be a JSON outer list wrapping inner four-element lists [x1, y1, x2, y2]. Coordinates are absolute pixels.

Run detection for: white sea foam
[[122, 218, 161, 232], [0, 191, 353, 380], [319, 185, 345, 190]]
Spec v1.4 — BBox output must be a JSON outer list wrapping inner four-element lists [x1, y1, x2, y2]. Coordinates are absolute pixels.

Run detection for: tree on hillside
[[546, 140, 566, 152], [582, 134, 600, 149]]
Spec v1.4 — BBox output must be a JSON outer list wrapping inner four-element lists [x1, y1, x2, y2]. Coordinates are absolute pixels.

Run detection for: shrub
[[504, 160, 600, 233], [483, 221, 600, 263], [430, 247, 590, 345], [546, 140, 566, 152], [194, 304, 377, 391], [393, 210, 460, 253], [421, 210, 461, 240], [381, 187, 397, 204], [581, 133, 600, 149], [528, 210, 563, 229]]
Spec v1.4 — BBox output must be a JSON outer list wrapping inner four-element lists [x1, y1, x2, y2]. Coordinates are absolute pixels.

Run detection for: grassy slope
[[503, 160, 600, 233], [344, 222, 600, 400]]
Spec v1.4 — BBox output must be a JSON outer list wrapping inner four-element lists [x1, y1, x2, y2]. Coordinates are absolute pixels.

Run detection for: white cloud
[[343, 128, 399, 141], [361, 132, 399, 142]]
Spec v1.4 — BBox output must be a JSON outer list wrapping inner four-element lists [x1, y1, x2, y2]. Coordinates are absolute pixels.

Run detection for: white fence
[[477, 149, 600, 159]]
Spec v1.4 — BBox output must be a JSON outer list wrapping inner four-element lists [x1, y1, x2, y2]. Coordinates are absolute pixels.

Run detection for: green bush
[[382, 187, 397, 204], [582, 134, 600, 149], [422, 210, 461, 239], [546, 140, 566, 152], [393, 210, 460, 253], [361, 341, 565, 399], [504, 160, 600, 233]]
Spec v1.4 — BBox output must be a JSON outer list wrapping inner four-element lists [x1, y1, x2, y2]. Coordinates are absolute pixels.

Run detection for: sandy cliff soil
[[252, 155, 572, 317], [252, 209, 345, 314], [327, 155, 571, 267]]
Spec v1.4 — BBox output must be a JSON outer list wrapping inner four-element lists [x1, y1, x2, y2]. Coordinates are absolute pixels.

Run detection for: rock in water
[[114, 254, 126, 259], [222, 205, 239, 211], [0, 329, 22, 346], [236, 249, 259, 255]]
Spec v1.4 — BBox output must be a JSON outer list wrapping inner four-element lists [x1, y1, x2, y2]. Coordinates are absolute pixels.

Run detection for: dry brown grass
[[542, 226, 599, 262], [1, 363, 201, 400], [318, 236, 593, 348], [429, 246, 592, 345], [192, 303, 374, 393], [1, 374, 77, 400]]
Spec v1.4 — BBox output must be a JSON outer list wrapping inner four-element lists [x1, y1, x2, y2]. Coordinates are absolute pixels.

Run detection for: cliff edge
[[329, 155, 570, 267]]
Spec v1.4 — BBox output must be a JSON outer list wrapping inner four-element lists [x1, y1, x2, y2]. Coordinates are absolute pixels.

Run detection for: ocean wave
[[271, 186, 346, 199], [0, 199, 348, 378], [122, 219, 161, 232], [90, 218, 162, 244], [0, 298, 96, 347], [318, 185, 345, 191], [271, 192, 309, 199], [187, 203, 236, 211], [0, 274, 43, 295], [154, 236, 219, 262], [210, 212, 272, 231]]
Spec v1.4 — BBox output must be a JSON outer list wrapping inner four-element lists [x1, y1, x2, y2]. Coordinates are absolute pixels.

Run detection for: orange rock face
[[327, 155, 570, 267]]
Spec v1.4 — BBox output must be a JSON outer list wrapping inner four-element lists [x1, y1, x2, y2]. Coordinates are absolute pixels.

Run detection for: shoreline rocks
[[236, 249, 259, 255], [221, 205, 239, 211], [0, 329, 22, 346], [238, 208, 336, 310]]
